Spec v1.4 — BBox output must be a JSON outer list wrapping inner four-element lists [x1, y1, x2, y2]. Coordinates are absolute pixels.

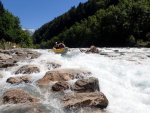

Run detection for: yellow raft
[[53, 47, 68, 54]]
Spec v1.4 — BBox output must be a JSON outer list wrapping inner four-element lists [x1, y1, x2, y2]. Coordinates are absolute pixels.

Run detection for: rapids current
[[0, 48, 150, 113]]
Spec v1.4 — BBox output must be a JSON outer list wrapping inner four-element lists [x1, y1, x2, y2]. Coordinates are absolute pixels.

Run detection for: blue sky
[[1, 0, 88, 30]]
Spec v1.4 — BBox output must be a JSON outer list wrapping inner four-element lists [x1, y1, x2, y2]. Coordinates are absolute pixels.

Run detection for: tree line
[[33, 0, 120, 48], [0, 0, 34, 49], [33, 0, 150, 48]]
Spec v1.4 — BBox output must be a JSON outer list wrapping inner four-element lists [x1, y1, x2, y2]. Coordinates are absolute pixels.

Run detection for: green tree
[[0, 1, 34, 48], [0, 0, 4, 14]]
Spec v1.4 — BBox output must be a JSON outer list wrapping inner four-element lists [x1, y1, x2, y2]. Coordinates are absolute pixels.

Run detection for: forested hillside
[[33, 0, 119, 48], [0, 0, 34, 48], [33, 0, 150, 48]]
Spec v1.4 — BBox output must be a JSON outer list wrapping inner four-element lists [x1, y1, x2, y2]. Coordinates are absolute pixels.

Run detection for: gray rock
[[62, 92, 108, 109], [15, 65, 40, 74], [72, 77, 100, 93]]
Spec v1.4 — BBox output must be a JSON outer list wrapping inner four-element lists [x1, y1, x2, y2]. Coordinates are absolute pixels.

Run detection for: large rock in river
[[2, 89, 40, 104], [52, 81, 70, 91], [62, 92, 108, 109], [37, 68, 91, 85], [72, 77, 100, 93], [0, 53, 12, 60], [6, 75, 31, 84], [15, 65, 40, 74]]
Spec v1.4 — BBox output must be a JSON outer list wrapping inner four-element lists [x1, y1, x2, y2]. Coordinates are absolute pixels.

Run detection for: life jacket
[[59, 43, 65, 48]]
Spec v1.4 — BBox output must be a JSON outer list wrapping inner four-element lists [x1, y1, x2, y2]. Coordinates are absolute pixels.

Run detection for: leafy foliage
[[34, 0, 150, 48], [33, 0, 107, 45], [0, 0, 34, 48]]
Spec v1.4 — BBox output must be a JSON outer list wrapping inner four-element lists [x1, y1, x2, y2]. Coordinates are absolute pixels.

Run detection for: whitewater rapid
[[0, 48, 150, 113]]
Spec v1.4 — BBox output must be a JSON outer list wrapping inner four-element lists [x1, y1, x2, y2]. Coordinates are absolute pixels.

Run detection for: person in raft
[[54, 42, 59, 49], [54, 42, 65, 49], [58, 41, 65, 48]]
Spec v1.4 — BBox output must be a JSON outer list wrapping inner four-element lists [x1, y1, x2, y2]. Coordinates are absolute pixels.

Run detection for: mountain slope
[[33, 0, 112, 44]]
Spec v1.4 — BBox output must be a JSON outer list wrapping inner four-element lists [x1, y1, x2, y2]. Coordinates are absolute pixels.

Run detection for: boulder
[[15, 50, 25, 55], [0, 62, 17, 68], [80, 46, 100, 54], [47, 62, 61, 70], [26, 51, 41, 59], [20, 75, 31, 83], [6, 77, 22, 84], [62, 92, 108, 109], [65, 108, 104, 113], [79, 109, 104, 113], [85, 46, 100, 54], [72, 77, 100, 93], [37, 68, 91, 85], [52, 81, 70, 91], [0, 53, 12, 60], [15, 65, 40, 74], [2, 89, 40, 104], [6, 75, 31, 84], [9, 49, 41, 61]]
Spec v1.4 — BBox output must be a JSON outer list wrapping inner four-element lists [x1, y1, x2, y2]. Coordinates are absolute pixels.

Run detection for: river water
[[0, 48, 150, 113]]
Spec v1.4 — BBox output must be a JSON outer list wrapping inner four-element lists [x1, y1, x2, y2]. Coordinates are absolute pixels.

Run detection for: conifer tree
[[0, 0, 4, 14]]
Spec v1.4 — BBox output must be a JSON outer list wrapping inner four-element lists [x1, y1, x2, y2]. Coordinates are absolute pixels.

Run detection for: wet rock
[[20, 75, 31, 83], [0, 104, 53, 113], [37, 68, 91, 85], [6, 77, 22, 84], [65, 107, 104, 113], [47, 62, 61, 70], [0, 53, 12, 60], [85, 46, 100, 53], [52, 81, 70, 91], [3, 50, 16, 55], [62, 92, 108, 109], [79, 48, 86, 52], [72, 77, 100, 93], [15, 50, 25, 55], [80, 109, 104, 113], [0, 57, 18, 68], [0, 49, 41, 60], [114, 50, 119, 52], [2, 89, 40, 104], [27, 51, 41, 59], [0, 62, 17, 68], [15, 65, 40, 74], [6, 75, 31, 84], [85, 46, 100, 54], [10, 49, 41, 61], [79, 46, 100, 54]]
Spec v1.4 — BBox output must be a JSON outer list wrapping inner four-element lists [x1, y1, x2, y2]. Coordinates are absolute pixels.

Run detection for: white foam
[[0, 48, 150, 113]]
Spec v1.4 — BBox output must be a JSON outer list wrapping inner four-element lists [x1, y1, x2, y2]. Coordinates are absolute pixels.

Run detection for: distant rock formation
[[22, 28, 35, 36]]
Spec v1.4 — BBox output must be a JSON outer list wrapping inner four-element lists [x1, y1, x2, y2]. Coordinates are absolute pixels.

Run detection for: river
[[0, 48, 150, 113]]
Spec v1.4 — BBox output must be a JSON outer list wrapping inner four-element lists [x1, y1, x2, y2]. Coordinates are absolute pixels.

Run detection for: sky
[[1, 0, 88, 30]]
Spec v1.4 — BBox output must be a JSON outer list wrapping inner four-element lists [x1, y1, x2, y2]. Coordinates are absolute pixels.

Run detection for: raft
[[53, 47, 68, 54]]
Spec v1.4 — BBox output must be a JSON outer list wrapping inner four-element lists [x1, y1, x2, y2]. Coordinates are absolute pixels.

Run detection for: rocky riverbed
[[0, 48, 150, 113]]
